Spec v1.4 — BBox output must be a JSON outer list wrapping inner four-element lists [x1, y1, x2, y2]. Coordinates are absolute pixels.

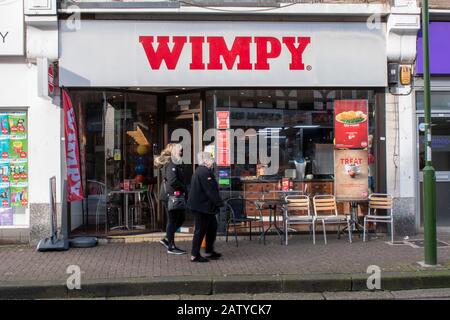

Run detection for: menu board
[[0, 112, 28, 224], [334, 100, 369, 149], [334, 149, 369, 200]]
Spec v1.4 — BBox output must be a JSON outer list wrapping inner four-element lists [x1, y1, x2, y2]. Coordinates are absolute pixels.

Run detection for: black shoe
[[173, 246, 186, 254], [191, 256, 209, 263], [159, 238, 169, 249], [204, 251, 222, 259], [167, 245, 186, 255]]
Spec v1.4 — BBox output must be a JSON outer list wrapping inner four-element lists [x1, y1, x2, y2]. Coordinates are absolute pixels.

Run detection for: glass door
[[164, 92, 202, 231], [418, 114, 450, 226]]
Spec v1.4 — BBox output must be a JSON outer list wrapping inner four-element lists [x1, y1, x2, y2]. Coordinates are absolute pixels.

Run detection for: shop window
[[416, 91, 450, 111], [206, 89, 377, 192], [70, 91, 158, 236], [0, 111, 29, 226]]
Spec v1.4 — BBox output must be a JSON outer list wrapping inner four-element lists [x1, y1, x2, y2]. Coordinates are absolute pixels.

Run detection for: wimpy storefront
[[60, 20, 386, 87], [58, 18, 392, 238]]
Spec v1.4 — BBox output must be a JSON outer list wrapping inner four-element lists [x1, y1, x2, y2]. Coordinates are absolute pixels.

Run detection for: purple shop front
[[417, 22, 450, 75]]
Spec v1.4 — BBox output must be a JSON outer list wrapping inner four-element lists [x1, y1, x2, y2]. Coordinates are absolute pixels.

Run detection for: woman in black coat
[[187, 152, 223, 263], [154, 143, 187, 255]]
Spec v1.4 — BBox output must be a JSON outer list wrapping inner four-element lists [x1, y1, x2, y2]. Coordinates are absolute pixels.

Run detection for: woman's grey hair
[[171, 143, 183, 165], [197, 151, 214, 167]]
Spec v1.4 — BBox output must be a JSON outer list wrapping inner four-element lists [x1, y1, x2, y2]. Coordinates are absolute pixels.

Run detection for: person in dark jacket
[[154, 143, 187, 255], [187, 152, 223, 263]]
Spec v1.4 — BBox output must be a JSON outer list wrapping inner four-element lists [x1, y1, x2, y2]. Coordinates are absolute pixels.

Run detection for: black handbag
[[164, 179, 186, 211]]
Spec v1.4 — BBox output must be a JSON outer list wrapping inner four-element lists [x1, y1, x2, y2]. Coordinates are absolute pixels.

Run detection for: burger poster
[[334, 149, 369, 200], [334, 100, 368, 149]]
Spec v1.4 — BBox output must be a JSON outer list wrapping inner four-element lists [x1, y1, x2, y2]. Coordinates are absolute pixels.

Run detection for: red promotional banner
[[334, 100, 369, 149], [216, 130, 230, 167], [62, 90, 84, 202]]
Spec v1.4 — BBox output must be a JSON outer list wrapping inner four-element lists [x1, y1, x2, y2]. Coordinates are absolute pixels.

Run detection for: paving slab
[[391, 288, 450, 300], [253, 292, 324, 300], [323, 291, 395, 300]]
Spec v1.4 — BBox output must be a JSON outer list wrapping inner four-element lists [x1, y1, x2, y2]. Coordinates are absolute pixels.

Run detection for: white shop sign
[[0, 0, 24, 56], [59, 20, 387, 87]]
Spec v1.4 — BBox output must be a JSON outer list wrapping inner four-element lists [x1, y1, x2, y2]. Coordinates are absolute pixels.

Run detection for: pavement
[[1, 233, 450, 299], [90, 288, 450, 300]]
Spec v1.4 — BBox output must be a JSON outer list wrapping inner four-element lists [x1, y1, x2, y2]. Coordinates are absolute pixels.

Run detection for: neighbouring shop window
[[206, 89, 377, 191], [0, 111, 28, 226], [416, 91, 450, 111]]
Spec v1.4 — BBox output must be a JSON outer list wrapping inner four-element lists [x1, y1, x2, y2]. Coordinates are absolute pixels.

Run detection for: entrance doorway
[[163, 93, 203, 231], [418, 114, 450, 227]]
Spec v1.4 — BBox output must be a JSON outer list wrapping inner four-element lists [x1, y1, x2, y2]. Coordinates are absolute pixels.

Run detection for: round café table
[[254, 198, 288, 245], [336, 197, 369, 238], [108, 189, 148, 230]]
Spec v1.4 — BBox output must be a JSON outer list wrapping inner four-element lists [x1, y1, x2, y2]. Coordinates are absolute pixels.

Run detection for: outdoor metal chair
[[224, 197, 264, 247], [283, 195, 316, 245], [313, 195, 352, 244], [363, 193, 394, 243]]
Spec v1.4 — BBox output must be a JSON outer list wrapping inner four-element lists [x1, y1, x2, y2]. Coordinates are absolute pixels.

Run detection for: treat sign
[[334, 100, 368, 149], [334, 149, 369, 199]]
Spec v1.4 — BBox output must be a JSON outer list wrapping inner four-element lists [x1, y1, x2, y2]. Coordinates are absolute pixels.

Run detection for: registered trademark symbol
[[306, 65, 312, 71]]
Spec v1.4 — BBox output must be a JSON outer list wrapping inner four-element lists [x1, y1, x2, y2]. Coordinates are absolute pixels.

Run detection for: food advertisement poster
[[9, 136, 28, 159], [334, 100, 369, 149], [334, 149, 369, 200]]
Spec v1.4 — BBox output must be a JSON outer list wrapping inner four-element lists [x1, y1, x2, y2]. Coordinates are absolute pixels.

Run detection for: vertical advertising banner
[[216, 130, 230, 167], [334, 100, 369, 149], [334, 149, 369, 200], [63, 90, 84, 202]]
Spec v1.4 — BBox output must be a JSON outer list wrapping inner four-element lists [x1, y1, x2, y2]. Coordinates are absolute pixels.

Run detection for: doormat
[[405, 239, 450, 248]]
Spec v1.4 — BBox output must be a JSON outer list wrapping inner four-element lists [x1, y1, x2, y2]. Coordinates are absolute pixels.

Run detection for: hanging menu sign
[[0, 111, 28, 222], [334, 149, 369, 200], [334, 100, 369, 149]]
